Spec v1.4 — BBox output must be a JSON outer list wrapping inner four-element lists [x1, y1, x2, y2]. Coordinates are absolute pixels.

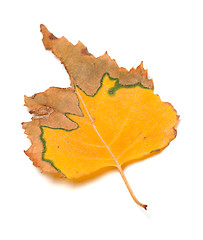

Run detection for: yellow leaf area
[[41, 73, 177, 179]]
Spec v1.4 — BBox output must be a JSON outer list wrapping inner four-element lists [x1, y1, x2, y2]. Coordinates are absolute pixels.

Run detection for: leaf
[[23, 25, 178, 209]]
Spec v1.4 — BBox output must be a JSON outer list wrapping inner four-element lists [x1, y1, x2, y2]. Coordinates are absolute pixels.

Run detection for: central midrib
[[75, 87, 147, 209]]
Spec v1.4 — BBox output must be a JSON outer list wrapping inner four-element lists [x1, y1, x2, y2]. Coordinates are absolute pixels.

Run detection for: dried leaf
[[23, 25, 178, 209]]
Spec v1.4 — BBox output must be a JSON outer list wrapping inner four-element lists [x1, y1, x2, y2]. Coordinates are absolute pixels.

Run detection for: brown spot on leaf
[[49, 33, 57, 40], [150, 149, 160, 153], [81, 47, 92, 56]]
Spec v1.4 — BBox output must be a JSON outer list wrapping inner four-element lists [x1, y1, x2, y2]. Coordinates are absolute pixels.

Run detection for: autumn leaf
[[22, 25, 178, 210]]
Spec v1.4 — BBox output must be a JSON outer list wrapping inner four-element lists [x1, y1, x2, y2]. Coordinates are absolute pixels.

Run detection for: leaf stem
[[117, 165, 147, 210]]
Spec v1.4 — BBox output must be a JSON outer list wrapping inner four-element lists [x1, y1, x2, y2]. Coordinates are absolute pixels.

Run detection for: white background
[[1, 1, 203, 239]]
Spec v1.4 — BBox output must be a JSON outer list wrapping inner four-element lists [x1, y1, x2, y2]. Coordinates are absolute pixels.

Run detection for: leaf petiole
[[117, 165, 147, 210]]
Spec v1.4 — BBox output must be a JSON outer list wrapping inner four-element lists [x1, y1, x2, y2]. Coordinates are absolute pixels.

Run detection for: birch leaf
[[23, 25, 178, 209]]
